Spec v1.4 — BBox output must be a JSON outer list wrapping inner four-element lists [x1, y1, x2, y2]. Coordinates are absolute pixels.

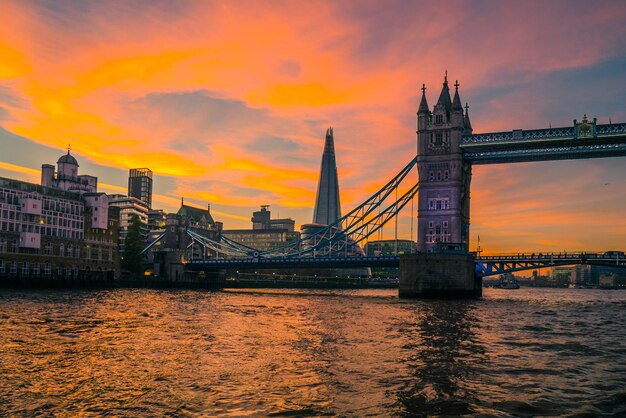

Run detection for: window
[[44, 262, 51, 276], [443, 221, 449, 228], [429, 171, 435, 181], [435, 114, 444, 124], [437, 171, 442, 181], [429, 198, 450, 211], [21, 261, 28, 275], [33, 262, 40, 275], [435, 133, 443, 145], [9, 261, 16, 274], [444, 171, 449, 181], [429, 221, 434, 228], [59, 244, 65, 257], [0, 260, 4, 274]]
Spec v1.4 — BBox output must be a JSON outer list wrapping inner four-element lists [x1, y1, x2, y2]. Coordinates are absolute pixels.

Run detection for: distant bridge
[[186, 252, 626, 277]]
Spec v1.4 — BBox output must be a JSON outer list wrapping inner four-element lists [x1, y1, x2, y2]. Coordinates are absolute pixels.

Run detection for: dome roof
[[57, 151, 79, 166]]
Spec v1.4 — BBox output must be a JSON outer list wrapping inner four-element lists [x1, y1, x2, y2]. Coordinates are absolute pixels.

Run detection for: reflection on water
[[395, 301, 484, 416], [1, 288, 625, 416]]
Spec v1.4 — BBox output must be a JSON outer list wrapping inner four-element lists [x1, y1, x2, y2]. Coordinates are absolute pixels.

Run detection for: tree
[[123, 214, 143, 277]]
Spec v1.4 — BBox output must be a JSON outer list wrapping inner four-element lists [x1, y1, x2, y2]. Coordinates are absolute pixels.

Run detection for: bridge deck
[[187, 253, 625, 277]]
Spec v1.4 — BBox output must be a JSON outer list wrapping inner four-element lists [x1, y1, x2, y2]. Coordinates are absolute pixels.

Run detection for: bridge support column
[[399, 253, 481, 298]]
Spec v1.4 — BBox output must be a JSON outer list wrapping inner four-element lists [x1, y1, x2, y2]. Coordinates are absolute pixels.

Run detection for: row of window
[[428, 170, 450, 182], [426, 234, 451, 243], [429, 132, 450, 146], [428, 221, 449, 229], [0, 240, 114, 261], [0, 260, 79, 277], [428, 198, 450, 210], [0, 192, 83, 215]]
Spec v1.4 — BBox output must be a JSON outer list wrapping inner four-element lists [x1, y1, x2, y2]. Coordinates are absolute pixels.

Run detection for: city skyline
[[1, 1, 626, 253]]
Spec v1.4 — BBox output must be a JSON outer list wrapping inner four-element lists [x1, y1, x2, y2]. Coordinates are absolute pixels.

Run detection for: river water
[[1, 288, 625, 417]]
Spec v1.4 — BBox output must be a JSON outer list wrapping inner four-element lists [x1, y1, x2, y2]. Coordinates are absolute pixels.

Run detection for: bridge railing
[[462, 123, 626, 145], [462, 127, 575, 144]]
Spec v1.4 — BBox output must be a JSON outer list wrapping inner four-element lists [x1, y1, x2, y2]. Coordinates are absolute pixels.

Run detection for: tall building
[[299, 129, 364, 258], [416, 73, 473, 252], [128, 168, 153, 209], [313, 127, 342, 226]]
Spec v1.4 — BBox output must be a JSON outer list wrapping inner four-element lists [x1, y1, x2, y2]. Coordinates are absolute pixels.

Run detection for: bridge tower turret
[[416, 73, 472, 253]]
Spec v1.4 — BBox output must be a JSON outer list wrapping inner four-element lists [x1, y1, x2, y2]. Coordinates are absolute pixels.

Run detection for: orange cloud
[[0, 1, 625, 251]]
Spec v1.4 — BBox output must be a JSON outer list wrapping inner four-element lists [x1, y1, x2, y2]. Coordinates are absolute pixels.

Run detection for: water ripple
[[0, 288, 625, 416]]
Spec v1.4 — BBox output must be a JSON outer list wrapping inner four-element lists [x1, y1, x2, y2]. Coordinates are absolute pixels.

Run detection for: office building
[[128, 168, 153, 209], [108, 194, 149, 251], [223, 205, 299, 253]]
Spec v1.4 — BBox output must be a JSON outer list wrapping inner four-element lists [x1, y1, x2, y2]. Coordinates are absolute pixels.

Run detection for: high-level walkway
[[462, 119, 626, 164]]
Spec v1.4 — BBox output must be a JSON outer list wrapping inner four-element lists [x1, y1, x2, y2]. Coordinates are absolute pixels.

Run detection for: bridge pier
[[399, 253, 481, 298]]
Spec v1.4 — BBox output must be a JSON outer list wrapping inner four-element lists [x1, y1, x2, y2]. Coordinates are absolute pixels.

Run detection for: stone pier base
[[399, 253, 481, 298]]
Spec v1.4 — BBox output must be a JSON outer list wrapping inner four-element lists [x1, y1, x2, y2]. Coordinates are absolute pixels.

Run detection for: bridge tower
[[416, 73, 473, 252]]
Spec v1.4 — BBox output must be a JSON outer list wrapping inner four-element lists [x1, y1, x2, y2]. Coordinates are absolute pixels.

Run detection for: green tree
[[123, 214, 143, 277]]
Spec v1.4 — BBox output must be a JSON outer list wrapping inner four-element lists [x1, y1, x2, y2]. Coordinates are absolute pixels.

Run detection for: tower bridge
[[148, 73, 626, 296]]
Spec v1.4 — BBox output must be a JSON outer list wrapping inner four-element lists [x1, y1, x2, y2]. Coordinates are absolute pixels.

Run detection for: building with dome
[[41, 148, 98, 194], [0, 149, 120, 284]]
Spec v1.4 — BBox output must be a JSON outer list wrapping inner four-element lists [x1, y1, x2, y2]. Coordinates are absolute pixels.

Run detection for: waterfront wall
[[399, 253, 481, 298], [0, 270, 225, 289]]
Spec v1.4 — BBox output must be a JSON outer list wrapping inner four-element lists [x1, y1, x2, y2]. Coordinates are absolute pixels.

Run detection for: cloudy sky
[[1, 0, 625, 253]]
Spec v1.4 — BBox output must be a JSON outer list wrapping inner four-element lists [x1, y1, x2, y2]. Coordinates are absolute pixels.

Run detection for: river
[[1, 288, 625, 416]]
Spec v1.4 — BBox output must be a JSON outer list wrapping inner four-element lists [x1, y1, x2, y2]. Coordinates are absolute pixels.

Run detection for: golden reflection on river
[[1, 288, 625, 416]]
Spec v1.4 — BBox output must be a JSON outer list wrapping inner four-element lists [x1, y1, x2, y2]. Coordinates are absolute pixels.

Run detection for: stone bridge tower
[[416, 73, 473, 252]]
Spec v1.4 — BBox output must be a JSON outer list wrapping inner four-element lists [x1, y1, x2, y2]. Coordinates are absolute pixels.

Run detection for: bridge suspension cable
[[259, 156, 419, 257]]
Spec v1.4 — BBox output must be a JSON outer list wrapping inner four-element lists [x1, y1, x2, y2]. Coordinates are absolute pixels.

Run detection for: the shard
[[313, 127, 342, 226]]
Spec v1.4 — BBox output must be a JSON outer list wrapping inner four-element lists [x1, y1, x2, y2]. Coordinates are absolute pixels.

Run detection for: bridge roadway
[[186, 252, 625, 277]]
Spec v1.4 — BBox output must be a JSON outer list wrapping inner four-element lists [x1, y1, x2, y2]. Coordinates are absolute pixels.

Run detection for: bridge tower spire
[[416, 73, 472, 252]]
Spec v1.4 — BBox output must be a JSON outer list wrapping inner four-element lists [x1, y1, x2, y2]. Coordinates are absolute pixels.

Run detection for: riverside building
[[0, 178, 119, 282]]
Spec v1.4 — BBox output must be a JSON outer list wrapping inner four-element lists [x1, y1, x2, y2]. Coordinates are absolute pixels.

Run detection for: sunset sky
[[1, 0, 625, 253]]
